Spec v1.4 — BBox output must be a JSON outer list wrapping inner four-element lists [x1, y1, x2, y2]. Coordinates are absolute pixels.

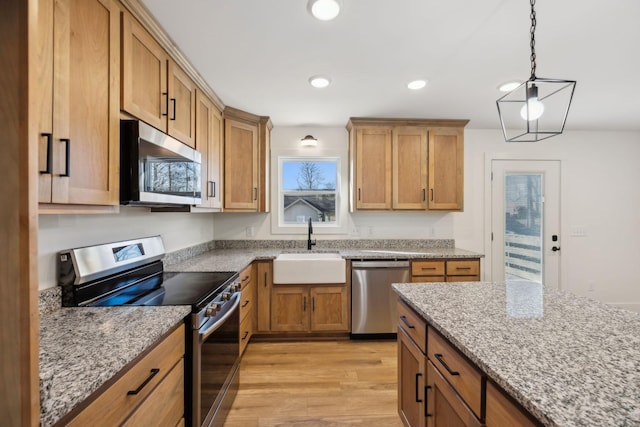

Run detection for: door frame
[[483, 154, 565, 286]]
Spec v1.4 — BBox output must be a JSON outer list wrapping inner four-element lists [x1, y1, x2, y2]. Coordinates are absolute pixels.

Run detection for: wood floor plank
[[224, 340, 401, 427]]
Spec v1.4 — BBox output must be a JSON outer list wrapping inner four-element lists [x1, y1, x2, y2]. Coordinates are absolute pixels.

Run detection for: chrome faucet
[[307, 217, 316, 250]]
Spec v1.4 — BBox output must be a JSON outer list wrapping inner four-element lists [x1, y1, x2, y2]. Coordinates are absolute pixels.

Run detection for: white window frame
[[271, 152, 348, 235]]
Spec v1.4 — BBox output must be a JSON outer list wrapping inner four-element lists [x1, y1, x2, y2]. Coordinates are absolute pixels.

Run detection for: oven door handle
[[199, 292, 241, 342]]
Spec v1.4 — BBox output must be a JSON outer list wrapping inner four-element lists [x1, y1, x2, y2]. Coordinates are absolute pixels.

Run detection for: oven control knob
[[205, 302, 221, 317], [222, 292, 231, 301], [230, 284, 239, 293]]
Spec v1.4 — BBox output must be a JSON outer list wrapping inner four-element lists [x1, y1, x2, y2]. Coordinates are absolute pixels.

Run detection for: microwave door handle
[[199, 292, 240, 342]]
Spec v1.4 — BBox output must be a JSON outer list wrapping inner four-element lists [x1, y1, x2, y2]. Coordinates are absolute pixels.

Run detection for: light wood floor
[[223, 339, 403, 427]]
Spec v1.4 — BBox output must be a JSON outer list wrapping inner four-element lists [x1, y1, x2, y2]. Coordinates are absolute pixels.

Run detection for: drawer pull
[[242, 275, 250, 283], [40, 133, 53, 174], [434, 353, 459, 376], [425, 385, 432, 417], [421, 267, 437, 270], [400, 315, 415, 329], [242, 331, 249, 340], [455, 267, 472, 270], [415, 373, 423, 403], [241, 299, 250, 308], [127, 368, 160, 395]]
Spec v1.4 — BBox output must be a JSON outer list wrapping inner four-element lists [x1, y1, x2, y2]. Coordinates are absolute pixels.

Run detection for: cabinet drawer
[[427, 327, 483, 419], [411, 276, 446, 283], [240, 279, 255, 322], [446, 275, 480, 283], [240, 312, 253, 356], [122, 358, 184, 426], [397, 300, 426, 353], [412, 260, 445, 276], [427, 361, 483, 427], [239, 264, 254, 289], [446, 260, 479, 276], [68, 324, 185, 426], [486, 381, 538, 427]]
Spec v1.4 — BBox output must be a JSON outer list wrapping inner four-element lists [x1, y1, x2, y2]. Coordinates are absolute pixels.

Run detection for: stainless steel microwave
[[120, 120, 201, 206]]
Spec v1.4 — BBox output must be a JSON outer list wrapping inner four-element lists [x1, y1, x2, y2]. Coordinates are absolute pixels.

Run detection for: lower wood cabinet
[[239, 263, 256, 356], [397, 300, 540, 427], [271, 284, 349, 333], [255, 260, 273, 332], [66, 324, 185, 426], [411, 259, 480, 283]]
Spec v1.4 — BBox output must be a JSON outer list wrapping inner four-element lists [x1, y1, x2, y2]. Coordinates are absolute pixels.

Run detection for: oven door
[[192, 292, 240, 427]]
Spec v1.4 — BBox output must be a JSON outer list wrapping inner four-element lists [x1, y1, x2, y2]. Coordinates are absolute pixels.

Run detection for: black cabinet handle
[[212, 181, 216, 197], [60, 138, 71, 177], [162, 92, 168, 117], [422, 188, 426, 201], [415, 373, 423, 403], [425, 385, 432, 417], [40, 133, 52, 174], [242, 275, 250, 283], [358, 188, 361, 201], [312, 297, 315, 312], [170, 98, 176, 120], [430, 188, 434, 201], [303, 296, 307, 311], [264, 272, 267, 287], [455, 267, 472, 270], [400, 315, 415, 329], [434, 353, 459, 376], [127, 368, 159, 395], [241, 299, 250, 308], [242, 331, 249, 340]]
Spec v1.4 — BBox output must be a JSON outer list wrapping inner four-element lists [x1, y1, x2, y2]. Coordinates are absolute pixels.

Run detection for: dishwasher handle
[[351, 260, 410, 269]]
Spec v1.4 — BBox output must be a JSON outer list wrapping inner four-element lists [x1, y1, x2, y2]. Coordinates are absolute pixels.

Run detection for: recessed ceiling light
[[498, 81, 522, 92], [308, 0, 341, 21], [309, 75, 331, 88], [407, 80, 427, 90]]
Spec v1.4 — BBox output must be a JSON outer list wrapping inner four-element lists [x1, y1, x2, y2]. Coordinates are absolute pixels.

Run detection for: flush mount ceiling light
[[309, 75, 331, 88], [308, 0, 341, 21], [407, 80, 427, 90], [300, 135, 318, 147], [496, 0, 576, 142]]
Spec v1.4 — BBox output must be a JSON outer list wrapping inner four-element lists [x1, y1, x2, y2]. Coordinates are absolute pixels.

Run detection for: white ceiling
[[142, 0, 640, 131]]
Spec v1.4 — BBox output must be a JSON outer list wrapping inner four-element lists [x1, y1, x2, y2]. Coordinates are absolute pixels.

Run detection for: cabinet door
[[355, 127, 392, 209], [121, 12, 169, 132], [426, 361, 482, 427], [168, 60, 196, 147], [428, 128, 464, 211], [393, 127, 428, 210], [36, 0, 54, 203], [398, 328, 426, 427], [310, 286, 349, 332], [256, 261, 273, 332], [271, 287, 308, 332], [195, 91, 223, 209], [51, 0, 119, 205], [224, 119, 258, 210]]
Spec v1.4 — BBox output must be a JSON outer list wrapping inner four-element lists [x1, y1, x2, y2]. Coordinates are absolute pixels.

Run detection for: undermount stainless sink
[[273, 253, 346, 284]]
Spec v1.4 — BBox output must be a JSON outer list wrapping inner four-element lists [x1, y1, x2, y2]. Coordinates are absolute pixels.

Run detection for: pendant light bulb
[[520, 83, 545, 121]]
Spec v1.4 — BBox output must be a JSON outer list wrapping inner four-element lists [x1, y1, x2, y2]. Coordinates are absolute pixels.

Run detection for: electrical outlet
[[245, 226, 255, 237]]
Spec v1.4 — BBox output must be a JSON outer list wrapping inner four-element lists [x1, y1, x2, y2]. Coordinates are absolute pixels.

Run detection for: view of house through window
[[281, 159, 338, 224]]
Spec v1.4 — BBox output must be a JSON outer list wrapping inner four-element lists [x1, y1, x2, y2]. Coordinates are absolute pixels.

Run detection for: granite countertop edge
[[39, 305, 191, 427]]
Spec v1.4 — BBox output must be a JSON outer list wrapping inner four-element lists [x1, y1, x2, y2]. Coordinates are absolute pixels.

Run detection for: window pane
[[282, 161, 336, 191], [283, 194, 336, 223]]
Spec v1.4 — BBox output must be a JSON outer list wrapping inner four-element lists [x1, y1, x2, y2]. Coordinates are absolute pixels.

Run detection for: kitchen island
[[393, 281, 640, 426]]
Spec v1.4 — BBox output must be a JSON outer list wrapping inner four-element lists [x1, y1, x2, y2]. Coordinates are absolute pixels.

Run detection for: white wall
[[213, 125, 640, 310], [38, 207, 214, 289]]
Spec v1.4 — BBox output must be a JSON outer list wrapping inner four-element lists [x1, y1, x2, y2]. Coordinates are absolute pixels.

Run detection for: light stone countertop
[[164, 246, 483, 273], [39, 305, 191, 427], [393, 281, 640, 427]]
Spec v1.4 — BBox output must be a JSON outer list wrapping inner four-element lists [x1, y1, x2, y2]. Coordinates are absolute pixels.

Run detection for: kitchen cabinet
[[486, 381, 538, 427], [121, 12, 196, 147], [428, 128, 464, 211], [66, 324, 185, 426], [239, 264, 256, 356], [347, 118, 468, 212], [271, 284, 349, 333], [255, 261, 273, 332], [37, 0, 120, 209], [411, 259, 480, 283], [426, 361, 482, 427], [195, 90, 223, 209], [223, 107, 272, 212]]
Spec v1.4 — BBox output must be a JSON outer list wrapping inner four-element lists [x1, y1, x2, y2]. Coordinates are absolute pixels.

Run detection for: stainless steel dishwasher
[[351, 260, 410, 338]]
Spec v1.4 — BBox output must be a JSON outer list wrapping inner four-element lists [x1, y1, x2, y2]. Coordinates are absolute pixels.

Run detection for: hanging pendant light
[[496, 0, 576, 142]]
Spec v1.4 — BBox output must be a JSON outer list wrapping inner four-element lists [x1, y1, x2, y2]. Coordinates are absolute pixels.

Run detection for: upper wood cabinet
[[121, 12, 196, 147], [195, 90, 223, 209], [37, 0, 120, 209], [348, 118, 468, 212], [223, 107, 271, 212]]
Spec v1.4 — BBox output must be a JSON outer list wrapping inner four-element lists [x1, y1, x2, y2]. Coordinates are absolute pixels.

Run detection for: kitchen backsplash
[[213, 238, 454, 250]]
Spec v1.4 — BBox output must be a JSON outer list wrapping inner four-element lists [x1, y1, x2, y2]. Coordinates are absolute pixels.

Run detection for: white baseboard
[[607, 302, 640, 313]]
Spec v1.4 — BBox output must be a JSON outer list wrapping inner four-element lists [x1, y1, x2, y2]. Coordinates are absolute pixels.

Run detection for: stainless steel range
[[58, 236, 240, 427]]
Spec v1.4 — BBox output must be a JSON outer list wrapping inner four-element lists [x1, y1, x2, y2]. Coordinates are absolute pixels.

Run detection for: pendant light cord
[[529, 0, 537, 79]]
